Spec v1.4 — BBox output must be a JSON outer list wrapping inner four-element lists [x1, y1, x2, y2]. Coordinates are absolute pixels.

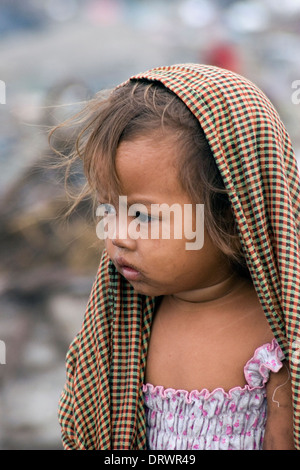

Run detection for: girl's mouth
[[114, 257, 141, 281]]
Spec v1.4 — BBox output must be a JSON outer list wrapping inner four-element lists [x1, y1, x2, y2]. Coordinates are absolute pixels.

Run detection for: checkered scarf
[[58, 64, 300, 449]]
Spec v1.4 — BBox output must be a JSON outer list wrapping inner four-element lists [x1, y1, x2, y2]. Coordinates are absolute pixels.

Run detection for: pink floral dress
[[143, 339, 284, 450]]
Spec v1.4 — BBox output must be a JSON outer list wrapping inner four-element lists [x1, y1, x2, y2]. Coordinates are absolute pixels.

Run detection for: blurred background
[[0, 0, 300, 450]]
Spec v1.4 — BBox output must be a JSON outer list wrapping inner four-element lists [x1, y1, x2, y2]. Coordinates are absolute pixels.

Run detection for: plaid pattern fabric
[[58, 64, 300, 449], [58, 250, 156, 449]]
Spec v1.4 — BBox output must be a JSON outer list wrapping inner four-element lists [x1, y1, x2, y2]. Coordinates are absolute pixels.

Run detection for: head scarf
[[58, 64, 300, 449]]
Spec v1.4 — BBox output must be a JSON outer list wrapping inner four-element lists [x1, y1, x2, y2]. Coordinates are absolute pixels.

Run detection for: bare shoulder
[[230, 276, 275, 345], [224, 279, 274, 352]]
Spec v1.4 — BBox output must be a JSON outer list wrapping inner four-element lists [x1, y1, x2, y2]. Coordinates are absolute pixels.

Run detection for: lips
[[114, 257, 141, 281]]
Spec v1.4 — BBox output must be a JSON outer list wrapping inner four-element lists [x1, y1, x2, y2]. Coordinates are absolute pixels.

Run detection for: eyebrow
[[126, 198, 159, 208], [97, 193, 158, 207]]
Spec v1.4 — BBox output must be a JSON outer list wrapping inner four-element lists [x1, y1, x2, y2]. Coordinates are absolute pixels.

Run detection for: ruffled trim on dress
[[143, 339, 284, 402], [244, 338, 285, 388]]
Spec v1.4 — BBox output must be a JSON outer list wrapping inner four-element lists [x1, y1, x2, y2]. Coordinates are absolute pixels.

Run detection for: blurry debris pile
[[0, 79, 101, 302], [0, 79, 103, 449]]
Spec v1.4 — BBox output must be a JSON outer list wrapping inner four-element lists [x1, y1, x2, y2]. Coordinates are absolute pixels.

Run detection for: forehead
[[115, 133, 187, 203]]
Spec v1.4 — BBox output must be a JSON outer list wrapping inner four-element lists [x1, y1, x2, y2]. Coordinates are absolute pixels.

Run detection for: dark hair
[[49, 79, 248, 274]]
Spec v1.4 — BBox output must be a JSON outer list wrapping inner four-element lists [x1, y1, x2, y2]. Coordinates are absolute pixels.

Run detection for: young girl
[[53, 64, 300, 450]]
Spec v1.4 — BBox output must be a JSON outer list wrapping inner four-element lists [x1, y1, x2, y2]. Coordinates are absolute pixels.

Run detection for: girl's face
[[101, 131, 233, 298]]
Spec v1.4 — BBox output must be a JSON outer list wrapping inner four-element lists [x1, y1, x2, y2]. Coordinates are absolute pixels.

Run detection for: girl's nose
[[111, 235, 136, 250], [111, 216, 137, 251]]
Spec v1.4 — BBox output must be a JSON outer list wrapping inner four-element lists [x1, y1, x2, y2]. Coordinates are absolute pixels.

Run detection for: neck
[[170, 273, 242, 305]]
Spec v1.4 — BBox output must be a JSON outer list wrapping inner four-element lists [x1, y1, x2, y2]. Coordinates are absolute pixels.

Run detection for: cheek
[[142, 238, 189, 270], [104, 239, 115, 260]]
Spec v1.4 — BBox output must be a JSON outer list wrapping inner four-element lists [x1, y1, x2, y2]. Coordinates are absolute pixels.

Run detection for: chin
[[128, 280, 161, 298]]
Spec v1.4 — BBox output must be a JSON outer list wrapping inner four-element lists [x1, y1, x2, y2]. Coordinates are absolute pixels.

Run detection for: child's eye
[[134, 211, 153, 224]]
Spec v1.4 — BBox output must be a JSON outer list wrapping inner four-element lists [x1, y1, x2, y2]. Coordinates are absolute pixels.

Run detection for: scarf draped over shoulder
[[58, 64, 300, 450]]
